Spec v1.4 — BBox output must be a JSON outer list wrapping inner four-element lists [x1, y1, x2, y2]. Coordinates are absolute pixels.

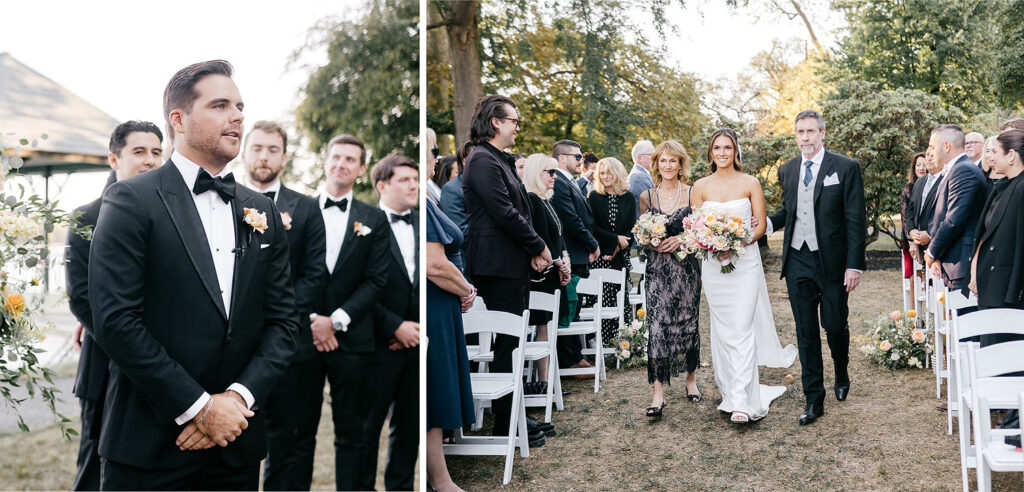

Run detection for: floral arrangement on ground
[[613, 307, 649, 368], [857, 309, 930, 370]]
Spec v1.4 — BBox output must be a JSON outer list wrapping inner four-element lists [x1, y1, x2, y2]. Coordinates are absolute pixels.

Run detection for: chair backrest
[[947, 290, 977, 310], [529, 290, 559, 315], [967, 340, 1024, 379], [589, 268, 626, 305], [956, 309, 1024, 341], [575, 276, 602, 296], [468, 295, 488, 312], [463, 310, 531, 339], [630, 256, 646, 276]]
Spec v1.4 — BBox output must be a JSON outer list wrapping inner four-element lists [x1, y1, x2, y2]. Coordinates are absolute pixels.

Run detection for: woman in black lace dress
[[587, 157, 638, 344], [638, 140, 702, 418]]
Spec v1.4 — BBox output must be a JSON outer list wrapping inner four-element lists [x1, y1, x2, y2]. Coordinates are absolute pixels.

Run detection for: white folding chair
[[579, 268, 626, 369], [945, 290, 978, 434], [628, 256, 646, 313], [445, 309, 530, 485], [954, 309, 1024, 491], [931, 274, 949, 399], [965, 340, 1024, 491], [525, 290, 563, 422], [556, 277, 604, 392]]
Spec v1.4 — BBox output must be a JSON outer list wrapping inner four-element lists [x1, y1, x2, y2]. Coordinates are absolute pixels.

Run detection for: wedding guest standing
[[523, 153, 571, 398], [433, 155, 458, 189], [908, 147, 944, 264], [425, 196, 475, 492], [66, 120, 163, 491], [462, 95, 551, 445], [426, 128, 441, 204], [577, 152, 598, 194], [241, 121, 328, 491], [628, 139, 656, 206], [587, 157, 638, 343], [440, 141, 476, 241], [966, 132, 986, 168], [359, 155, 421, 491], [513, 153, 527, 179], [89, 60, 298, 490], [637, 140, 702, 418], [900, 152, 927, 282], [983, 135, 1006, 182]]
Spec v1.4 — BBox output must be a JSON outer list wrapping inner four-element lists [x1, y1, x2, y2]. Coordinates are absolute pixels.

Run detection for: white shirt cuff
[[227, 383, 255, 409], [847, 268, 863, 274], [765, 220, 774, 235], [330, 308, 351, 331], [175, 392, 211, 425]]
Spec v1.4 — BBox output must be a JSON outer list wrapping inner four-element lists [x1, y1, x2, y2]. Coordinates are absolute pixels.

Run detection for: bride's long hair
[[707, 128, 742, 173]]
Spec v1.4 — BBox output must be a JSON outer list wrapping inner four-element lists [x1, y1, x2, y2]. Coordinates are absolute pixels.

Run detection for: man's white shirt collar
[[802, 146, 826, 166], [319, 189, 354, 208], [555, 167, 575, 181], [246, 179, 282, 202], [380, 203, 410, 219], [172, 150, 231, 190]]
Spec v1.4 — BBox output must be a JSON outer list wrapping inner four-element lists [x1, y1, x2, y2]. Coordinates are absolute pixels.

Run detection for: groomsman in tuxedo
[[922, 124, 988, 292], [240, 121, 328, 490], [907, 147, 944, 264], [89, 60, 298, 489], [767, 109, 866, 426], [628, 140, 655, 206], [463, 94, 551, 445], [358, 155, 421, 490], [66, 120, 163, 491], [551, 139, 600, 372], [307, 134, 390, 490]]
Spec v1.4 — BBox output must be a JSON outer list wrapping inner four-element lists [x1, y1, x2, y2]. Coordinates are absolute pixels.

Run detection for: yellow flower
[[937, 292, 945, 304], [880, 340, 892, 351], [4, 292, 25, 315], [785, 374, 795, 383], [30, 278, 39, 286], [907, 309, 917, 318], [636, 308, 646, 318]]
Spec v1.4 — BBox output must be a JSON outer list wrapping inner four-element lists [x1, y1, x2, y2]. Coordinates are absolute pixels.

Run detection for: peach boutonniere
[[353, 221, 371, 236], [280, 211, 292, 231], [243, 207, 268, 234]]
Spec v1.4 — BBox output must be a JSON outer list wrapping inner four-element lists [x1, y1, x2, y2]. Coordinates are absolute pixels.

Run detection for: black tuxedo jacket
[[276, 184, 328, 363], [928, 155, 989, 282], [552, 171, 599, 266], [316, 197, 390, 354], [462, 142, 545, 279], [907, 173, 942, 235], [973, 174, 1024, 308], [372, 210, 419, 360], [89, 161, 299, 469], [768, 150, 867, 282]]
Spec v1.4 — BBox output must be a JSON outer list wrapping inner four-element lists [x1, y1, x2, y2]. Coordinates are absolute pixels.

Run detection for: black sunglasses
[[561, 153, 583, 161], [431, 147, 439, 159], [543, 169, 558, 177]]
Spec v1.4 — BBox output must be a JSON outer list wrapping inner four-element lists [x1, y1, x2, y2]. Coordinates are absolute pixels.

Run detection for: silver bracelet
[[195, 398, 214, 425]]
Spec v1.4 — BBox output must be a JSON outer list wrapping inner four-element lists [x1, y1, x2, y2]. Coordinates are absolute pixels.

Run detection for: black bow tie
[[262, 191, 276, 200], [324, 197, 348, 212], [390, 213, 412, 225], [193, 170, 236, 203]]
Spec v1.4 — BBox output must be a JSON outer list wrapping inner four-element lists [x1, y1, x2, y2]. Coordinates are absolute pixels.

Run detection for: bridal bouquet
[[857, 310, 930, 370], [681, 206, 752, 273]]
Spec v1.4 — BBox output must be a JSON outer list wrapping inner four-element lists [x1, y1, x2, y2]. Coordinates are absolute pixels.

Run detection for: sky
[[0, 0, 363, 211]]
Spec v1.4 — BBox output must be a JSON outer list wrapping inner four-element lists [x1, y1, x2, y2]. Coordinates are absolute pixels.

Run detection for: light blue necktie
[[803, 160, 814, 187]]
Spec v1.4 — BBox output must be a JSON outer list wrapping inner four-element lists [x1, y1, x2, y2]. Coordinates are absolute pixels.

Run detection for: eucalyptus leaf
[[24, 257, 36, 268], [44, 222, 54, 233], [18, 138, 27, 146]]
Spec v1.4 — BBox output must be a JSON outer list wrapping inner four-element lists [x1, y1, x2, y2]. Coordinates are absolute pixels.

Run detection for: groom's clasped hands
[[175, 391, 255, 451]]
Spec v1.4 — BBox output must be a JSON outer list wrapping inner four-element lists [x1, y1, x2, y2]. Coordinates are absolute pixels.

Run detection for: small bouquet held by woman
[[632, 211, 687, 262], [681, 205, 752, 273]]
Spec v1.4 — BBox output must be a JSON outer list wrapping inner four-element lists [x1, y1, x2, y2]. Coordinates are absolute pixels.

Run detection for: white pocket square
[[823, 173, 840, 186], [260, 243, 270, 249]]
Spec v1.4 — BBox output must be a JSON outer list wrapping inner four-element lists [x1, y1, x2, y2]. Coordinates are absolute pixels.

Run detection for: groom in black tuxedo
[[66, 120, 163, 491], [89, 60, 299, 490], [241, 121, 329, 491], [768, 109, 866, 426]]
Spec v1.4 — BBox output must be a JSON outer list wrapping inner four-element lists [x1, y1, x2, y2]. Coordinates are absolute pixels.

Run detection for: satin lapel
[[156, 164, 228, 320], [228, 192, 259, 331], [277, 186, 299, 216], [387, 223, 409, 284], [813, 152, 834, 204], [331, 202, 361, 279], [412, 213, 420, 285]]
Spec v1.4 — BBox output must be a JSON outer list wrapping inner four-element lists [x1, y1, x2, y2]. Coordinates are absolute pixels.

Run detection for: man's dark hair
[[932, 123, 966, 148], [470, 95, 516, 144], [371, 154, 418, 187], [433, 155, 458, 188], [245, 120, 288, 154], [456, 141, 478, 174], [163, 60, 233, 132], [583, 152, 599, 169], [327, 134, 367, 164], [795, 109, 825, 130], [551, 139, 581, 158], [109, 120, 163, 156]]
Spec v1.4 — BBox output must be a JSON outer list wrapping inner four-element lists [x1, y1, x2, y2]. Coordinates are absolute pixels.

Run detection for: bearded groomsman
[[66, 120, 163, 491], [767, 109, 866, 426], [306, 134, 389, 490], [89, 60, 298, 490], [357, 154, 421, 491], [240, 121, 328, 491]]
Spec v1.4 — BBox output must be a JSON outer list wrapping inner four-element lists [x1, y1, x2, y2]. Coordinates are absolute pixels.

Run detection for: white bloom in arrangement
[[621, 349, 631, 359], [890, 353, 900, 361], [0, 209, 42, 243], [908, 356, 920, 368], [631, 319, 642, 330]]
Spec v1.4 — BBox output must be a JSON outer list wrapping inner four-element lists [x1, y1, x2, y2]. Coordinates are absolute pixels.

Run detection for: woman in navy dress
[[426, 198, 476, 492]]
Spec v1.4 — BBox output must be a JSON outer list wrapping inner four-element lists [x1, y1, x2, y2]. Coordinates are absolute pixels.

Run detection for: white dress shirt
[[171, 151, 254, 424], [318, 190, 354, 331], [766, 147, 825, 236], [921, 171, 940, 204], [381, 203, 416, 282], [247, 178, 281, 204]]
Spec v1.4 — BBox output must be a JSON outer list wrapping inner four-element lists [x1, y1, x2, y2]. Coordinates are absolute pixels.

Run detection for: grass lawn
[[447, 249, 1021, 491], [0, 398, 419, 490]]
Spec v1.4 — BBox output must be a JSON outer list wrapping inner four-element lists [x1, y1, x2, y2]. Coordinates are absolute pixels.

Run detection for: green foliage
[[293, 0, 418, 201], [991, 0, 1024, 108], [827, 0, 1002, 117], [821, 81, 963, 247]]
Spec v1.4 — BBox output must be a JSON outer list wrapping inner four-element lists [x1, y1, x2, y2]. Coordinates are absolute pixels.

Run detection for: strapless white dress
[[701, 198, 797, 420]]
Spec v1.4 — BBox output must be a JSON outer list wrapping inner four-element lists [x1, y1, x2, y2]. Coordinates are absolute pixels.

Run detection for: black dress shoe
[[528, 431, 546, 447], [799, 402, 824, 426], [527, 416, 556, 436], [835, 384, 850, 402]]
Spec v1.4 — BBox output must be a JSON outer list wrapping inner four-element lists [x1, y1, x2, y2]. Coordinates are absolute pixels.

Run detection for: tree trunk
[[427, 5, 454, 154], [444, 0, 483, 149]]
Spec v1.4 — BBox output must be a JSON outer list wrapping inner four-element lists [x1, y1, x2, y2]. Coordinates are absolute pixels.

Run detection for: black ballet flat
[[646, 400, 666, 418], [686, 392, 702, 403]]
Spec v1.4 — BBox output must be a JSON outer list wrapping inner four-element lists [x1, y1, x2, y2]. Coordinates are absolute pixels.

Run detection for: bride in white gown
[[690, 128, 797, 424]]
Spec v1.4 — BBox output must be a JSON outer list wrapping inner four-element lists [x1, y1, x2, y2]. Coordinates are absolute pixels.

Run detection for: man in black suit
[[306, 133, 390, 490], [767, 109, 866, 426], [550, 139, 600, 372], [357, 155, 421, 491], [923, 124, 988, 292], [240, 121, 328, 491], [89, 60, 299, 490], [463, 94, 551, 445], [66, 120, 163, 491], [907, 147, 944, 264]]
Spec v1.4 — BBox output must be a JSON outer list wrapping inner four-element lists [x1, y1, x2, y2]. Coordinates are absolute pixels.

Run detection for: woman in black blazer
[[970, 129, 1024, 311], [523, 153, 571, 391], [587, 157, 639, 342]]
